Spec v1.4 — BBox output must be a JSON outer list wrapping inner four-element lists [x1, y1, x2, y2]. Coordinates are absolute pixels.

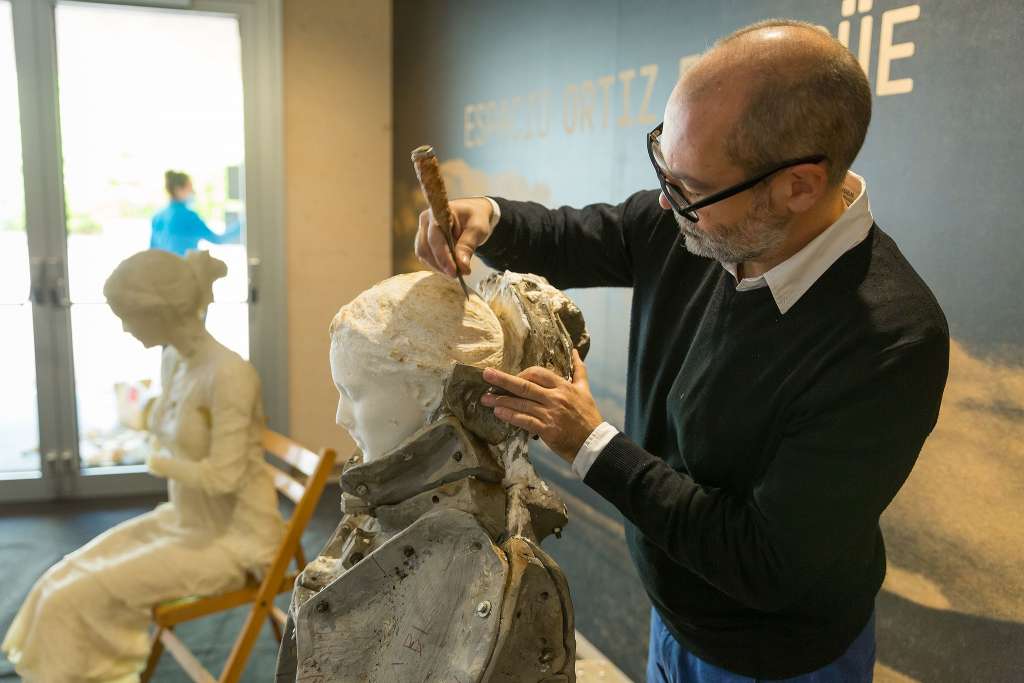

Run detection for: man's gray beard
[[674, 197, 788, 264]]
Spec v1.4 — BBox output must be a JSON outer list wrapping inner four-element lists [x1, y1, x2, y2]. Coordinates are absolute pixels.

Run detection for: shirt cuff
[[571, 421, 620, 480], [483, 196, 501, 230]]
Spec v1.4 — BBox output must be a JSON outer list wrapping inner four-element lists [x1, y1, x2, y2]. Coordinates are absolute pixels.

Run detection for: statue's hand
[[480, 348, 603, 462], [146, 452, 171, 479]]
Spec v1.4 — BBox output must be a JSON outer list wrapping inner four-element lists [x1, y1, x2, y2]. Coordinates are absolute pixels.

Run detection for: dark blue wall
[[393, 2, 1024, 678]]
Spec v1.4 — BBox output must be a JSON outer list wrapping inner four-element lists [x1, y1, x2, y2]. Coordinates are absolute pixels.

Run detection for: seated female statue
[[2, 250, 283, 683]]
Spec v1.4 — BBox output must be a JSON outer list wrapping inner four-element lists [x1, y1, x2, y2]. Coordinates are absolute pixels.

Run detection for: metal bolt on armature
[[475, 601, 492, 618], [316, 600, 330, 614], [355, 484, 369, 496]]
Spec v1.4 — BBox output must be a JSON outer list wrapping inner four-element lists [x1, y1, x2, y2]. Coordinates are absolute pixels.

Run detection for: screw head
[[475, 601, 492, 618], [355, 484, 369, 496], [452, 451, 463, 462], [316, 600, 330, 614]]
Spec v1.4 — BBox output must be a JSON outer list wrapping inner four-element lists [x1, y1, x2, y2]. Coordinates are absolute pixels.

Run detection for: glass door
[[55, 1, 249, 492], [1, 0, 284, 502], [0, 0, 42, 487]]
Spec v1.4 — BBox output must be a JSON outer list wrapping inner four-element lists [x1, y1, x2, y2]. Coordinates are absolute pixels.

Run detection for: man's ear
[[776, 162, 830, 214]]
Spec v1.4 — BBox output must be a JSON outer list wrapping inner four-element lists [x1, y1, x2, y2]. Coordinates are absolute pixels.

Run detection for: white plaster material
[[329, 271, 504, 461], [278, 270, 589, 682], [2, 250, 284, 682]]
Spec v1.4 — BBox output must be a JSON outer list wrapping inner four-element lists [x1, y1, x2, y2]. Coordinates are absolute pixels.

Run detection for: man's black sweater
[[477, 190, 949, 678]]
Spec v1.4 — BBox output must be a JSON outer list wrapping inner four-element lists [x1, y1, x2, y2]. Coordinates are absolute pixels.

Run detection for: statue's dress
[[2, 336, 283, 683]]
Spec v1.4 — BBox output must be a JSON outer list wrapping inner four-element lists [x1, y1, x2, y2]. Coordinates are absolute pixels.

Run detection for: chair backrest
[[260, 429, 336, 573], [263, 429, 331, 506]]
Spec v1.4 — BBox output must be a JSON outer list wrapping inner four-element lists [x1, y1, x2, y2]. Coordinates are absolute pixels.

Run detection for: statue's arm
[[147, 360, 260, 495]]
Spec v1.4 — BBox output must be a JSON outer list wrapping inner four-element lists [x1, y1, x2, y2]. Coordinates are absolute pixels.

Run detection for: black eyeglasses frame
[[647, 122, 827, 222]]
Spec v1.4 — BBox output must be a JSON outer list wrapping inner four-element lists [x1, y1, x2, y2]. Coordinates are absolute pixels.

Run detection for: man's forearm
[[477, 195, 637, 290]]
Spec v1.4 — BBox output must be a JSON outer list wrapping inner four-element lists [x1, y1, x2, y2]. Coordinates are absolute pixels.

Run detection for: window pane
[[0, 0, 41, 476], [54, 2, 249, 470]]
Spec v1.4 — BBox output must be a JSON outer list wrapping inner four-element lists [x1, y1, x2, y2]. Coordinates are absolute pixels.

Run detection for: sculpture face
[[104, 250, 227, 349], [328, 271, 506, 462], [329, 340, 434, 461], [116, 308, 174, 348]]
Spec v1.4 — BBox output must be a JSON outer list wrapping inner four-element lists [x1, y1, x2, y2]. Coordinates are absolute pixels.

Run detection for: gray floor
[[0, 465, 651, 683]]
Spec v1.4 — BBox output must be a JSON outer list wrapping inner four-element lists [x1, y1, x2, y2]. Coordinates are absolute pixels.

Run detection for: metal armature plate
[[340, 417, 503, 507], [376, 477, 507, 540], [294, 508, 508, 683], [443, 363, 516, 444], [482, 537, 576, 682]]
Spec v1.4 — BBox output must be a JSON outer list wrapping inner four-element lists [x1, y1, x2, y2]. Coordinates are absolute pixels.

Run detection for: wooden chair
[[140, 429, 337, 683]]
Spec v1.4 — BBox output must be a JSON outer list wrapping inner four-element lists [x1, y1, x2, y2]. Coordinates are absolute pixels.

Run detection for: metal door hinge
[[46, 257, 70, 308], [248, 256, 261, 304]]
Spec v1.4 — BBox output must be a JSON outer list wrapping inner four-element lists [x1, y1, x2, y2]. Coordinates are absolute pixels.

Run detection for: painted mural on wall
[[393, 1, 1024, 679]]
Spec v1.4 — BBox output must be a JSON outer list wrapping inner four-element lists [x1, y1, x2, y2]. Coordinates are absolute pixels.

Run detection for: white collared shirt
[[571, 171, 875, 480]]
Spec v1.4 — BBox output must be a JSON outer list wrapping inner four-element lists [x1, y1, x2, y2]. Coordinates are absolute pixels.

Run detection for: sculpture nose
[[336, 397, 355, 429]]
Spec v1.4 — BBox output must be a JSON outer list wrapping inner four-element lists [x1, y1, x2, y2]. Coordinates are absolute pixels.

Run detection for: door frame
[[0, 0, 286, 502]]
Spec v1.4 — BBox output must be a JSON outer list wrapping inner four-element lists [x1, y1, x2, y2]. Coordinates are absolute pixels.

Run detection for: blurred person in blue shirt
[[151, 170, 240, 256]]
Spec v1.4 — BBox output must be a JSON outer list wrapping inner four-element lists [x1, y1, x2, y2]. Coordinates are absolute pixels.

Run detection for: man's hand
[[480, 349, 602, 462], [414, 197, 495, 277]]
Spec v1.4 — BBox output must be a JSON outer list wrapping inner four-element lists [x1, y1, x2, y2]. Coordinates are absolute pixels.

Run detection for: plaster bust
[[277, 270, 588, 683]]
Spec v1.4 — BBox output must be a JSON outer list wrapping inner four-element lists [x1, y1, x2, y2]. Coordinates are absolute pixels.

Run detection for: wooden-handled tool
[[411, 145, 472, 299]]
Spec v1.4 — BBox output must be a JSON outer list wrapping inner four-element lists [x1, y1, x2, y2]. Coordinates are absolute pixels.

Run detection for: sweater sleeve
[[185, 209, 224, 245], [477, 190, 664, 290], [583, 335, 949, 612], [149, 360, 261, 496]]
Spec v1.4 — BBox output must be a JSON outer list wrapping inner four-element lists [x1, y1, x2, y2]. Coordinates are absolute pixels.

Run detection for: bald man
[[416, 19, 949, 683]]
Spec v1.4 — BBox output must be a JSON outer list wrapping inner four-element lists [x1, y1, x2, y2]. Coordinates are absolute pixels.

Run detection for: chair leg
[[220, 602, 269, 683], [140, 626, 166, 683]]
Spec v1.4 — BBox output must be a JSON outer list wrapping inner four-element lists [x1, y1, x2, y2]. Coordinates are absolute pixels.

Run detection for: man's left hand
[[480, 348, 603, 462]]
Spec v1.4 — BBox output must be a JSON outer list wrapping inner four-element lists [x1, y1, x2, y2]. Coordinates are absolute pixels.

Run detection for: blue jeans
[[646, 608, 876, 682]]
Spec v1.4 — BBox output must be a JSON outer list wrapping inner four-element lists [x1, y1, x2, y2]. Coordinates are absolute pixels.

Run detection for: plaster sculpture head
[[329, 271, 505, 461], [103, 249, 226, 348]]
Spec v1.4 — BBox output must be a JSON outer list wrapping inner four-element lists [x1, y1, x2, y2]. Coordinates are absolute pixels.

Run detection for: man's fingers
[[492, 406, 545, 436], [483, 367, 548, 401], [453, 220, 489, 275], [425, 209, 457, 276], [571, 348, 589, 386], [454, 239, 475, 275], [415, 215, 443, 273], [414, 210, 436, 269], [519, 365, 563, 389], [484, 394, 547, 418]]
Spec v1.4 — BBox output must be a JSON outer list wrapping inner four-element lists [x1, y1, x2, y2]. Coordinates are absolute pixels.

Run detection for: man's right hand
[[414, 197, 495, 277]]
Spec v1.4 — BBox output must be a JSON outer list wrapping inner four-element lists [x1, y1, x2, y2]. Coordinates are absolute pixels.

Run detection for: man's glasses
[[646, 122, 827, 222]]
